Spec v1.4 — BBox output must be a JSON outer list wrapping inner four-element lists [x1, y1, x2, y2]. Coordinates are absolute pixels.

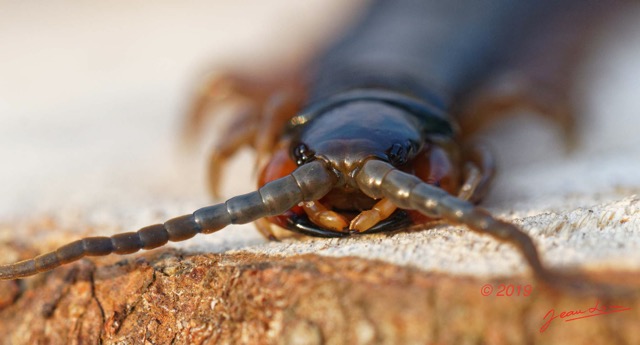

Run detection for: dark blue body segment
[[299, 101, 423, 173], [307, 0, 561, 108], [281, 0, 609, 237]]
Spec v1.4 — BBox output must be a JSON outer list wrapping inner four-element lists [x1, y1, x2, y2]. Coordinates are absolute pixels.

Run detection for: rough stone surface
[[0, 246, 638, 345], [1, 2, 640, 344]]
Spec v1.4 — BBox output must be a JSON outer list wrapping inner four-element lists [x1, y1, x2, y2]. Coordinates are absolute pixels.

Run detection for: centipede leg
[[458, 3, 619, 148], [458, 144, 495, 203], [207, 107, 258, 198], [254, 218, 279, 241], [458, 73, 577, 148], [183, 72, 272, 142], [457, 164, 481, 202], [301, 201, 348, 232], [254, 88, 305, 173], [349, 198, 397, 232], [207, 90, 301, 199], [185, 69, 305, 200]]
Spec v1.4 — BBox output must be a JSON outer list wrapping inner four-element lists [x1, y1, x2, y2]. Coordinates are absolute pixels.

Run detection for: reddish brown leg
[[458, 144, 495, 203], [254, 88, 305, 173], [183, 72, 274, 143], [184, 68, 305, 200], [254, 218, 278, 241], [206, 106, 258, 198], [457, 3, 619, 146], [301, 201, 348, 232], [458, 74, 576, 148], [206, 88, 304, 199], [412, 142, 462, 196], [349, 198, 397, 232], [457, 163, 481, 202]]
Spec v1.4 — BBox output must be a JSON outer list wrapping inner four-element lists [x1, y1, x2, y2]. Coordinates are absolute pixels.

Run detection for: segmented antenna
[[356, 159, 549, 281], [0, 160, 336, 280]]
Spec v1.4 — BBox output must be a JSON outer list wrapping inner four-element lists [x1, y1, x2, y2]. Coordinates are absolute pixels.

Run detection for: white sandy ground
[[1, 2, 640, 278]]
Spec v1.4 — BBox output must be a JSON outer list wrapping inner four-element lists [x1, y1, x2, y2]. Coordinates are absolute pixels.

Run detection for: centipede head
[[259, 91, 468, 237]]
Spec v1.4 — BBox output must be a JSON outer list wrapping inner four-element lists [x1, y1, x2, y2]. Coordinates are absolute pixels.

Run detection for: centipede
[[0, 0, 625, 293]]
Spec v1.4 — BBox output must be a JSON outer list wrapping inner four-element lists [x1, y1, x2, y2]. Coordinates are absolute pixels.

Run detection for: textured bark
[[0, 248, 638, 345]]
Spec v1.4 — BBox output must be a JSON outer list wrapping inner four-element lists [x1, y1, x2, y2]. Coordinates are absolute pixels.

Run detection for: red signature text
[[540, 300, 631, 333]]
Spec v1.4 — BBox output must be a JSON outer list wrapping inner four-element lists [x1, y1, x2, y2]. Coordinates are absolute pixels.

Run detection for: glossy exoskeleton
[[0, 0, 623, 294]]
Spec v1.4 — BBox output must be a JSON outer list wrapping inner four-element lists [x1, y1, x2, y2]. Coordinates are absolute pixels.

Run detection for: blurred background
[[0, 1, 361, 218], [1, 1, 640, 274]]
